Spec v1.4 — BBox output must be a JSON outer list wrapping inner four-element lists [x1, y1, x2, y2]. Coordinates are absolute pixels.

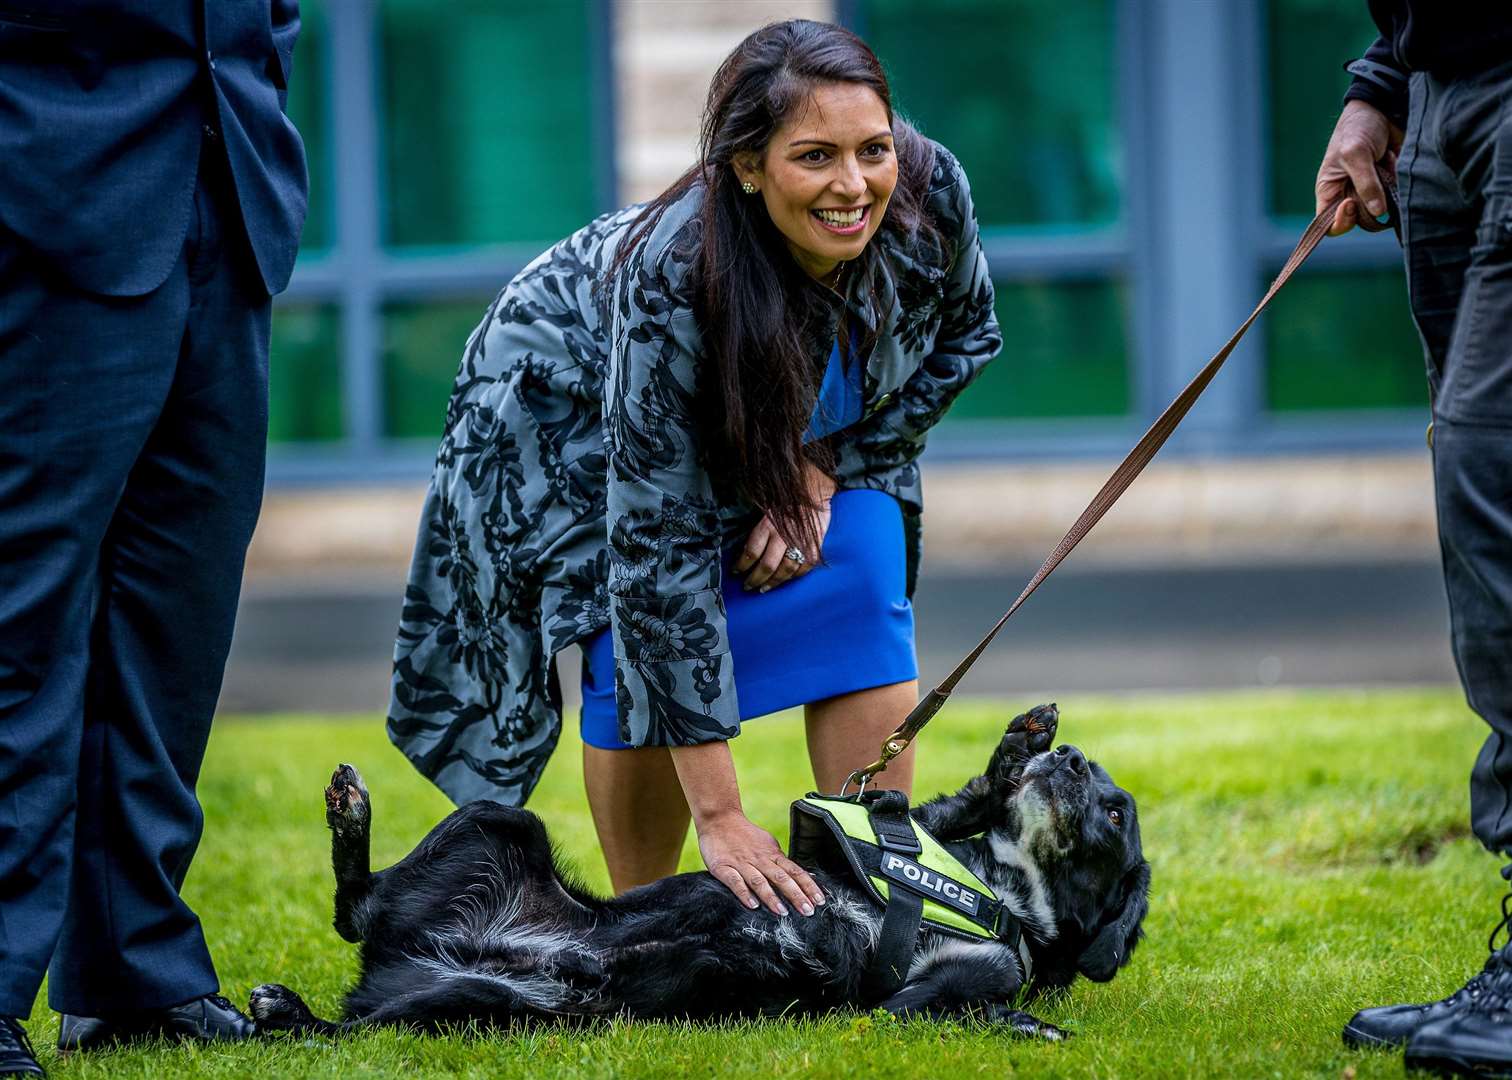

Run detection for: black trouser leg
[[45, 148, 271, 1015], [0, 139, 269, 1017], [1402, 64, 1512, 855], [0, 233, 189, 1019], [1437, 426, 1512, 854]]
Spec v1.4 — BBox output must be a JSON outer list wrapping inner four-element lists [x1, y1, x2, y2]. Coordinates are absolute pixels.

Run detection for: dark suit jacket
[[0, 1, 308, 297]]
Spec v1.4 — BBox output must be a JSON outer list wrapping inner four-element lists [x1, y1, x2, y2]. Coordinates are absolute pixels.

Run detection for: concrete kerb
[[243, 452, 1439, 584]]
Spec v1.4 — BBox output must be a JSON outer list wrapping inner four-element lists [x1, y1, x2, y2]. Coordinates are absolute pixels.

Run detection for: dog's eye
[[1107, 808, 1123, 827]]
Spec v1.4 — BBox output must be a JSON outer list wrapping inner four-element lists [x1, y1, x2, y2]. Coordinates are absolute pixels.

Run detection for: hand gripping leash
[[843, 171, 1401, 795]]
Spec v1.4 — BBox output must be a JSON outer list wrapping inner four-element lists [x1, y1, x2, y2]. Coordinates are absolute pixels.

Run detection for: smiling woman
[[389, 19, 1001, 921], [732, 82, 900, 281]]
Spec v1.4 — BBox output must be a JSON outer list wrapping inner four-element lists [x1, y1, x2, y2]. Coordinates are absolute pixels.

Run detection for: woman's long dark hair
[[611, 19, 940, 557]]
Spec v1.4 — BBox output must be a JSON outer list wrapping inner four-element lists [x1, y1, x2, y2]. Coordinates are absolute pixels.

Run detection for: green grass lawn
[[27, 688, 1505, 1078]]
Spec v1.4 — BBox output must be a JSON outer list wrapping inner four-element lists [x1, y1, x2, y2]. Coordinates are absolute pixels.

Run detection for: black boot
[[57, 993, 255, 1052], [1405, 878, 1512, 1078], [1405, 964, 1512, 1077], [1344, 867, 1512, 1050], [0, 1018, 43, 1077], [1343, 966, 1497, 1049]]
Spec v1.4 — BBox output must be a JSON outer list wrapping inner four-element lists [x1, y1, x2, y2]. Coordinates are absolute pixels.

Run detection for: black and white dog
[[251, 705, 1148, 1040]]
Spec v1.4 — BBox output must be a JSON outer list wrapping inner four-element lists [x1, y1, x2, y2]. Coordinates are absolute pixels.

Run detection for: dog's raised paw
[[998, 704, 1060, 765], [1024, 702, 1058, 753], [1022, 702, 1057, 735], [325, 763, 370, 831], [1010, 703, 1059, 754]]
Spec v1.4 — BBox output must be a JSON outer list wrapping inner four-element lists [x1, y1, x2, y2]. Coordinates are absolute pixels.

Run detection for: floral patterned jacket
[[389, 143, 1001, 808]]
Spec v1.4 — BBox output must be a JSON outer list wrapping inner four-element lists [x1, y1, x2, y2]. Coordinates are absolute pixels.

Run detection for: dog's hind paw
[[325, 763, 370, 833], [249, 983, 318, 1031]]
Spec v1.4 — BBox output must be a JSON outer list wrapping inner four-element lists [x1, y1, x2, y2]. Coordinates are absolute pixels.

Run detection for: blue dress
[[580, 336, 919, 749]]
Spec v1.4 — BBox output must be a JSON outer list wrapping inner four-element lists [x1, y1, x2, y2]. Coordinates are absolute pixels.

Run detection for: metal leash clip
[[837, 736, 909, 798], [836, 772, 869, 799]]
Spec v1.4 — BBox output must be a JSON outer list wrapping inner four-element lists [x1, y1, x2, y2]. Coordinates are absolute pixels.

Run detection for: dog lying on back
[[251, 704, 1149, 1041]]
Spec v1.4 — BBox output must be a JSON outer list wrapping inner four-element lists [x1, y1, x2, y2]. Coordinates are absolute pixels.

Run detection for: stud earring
[[740, 181, 757, 195]]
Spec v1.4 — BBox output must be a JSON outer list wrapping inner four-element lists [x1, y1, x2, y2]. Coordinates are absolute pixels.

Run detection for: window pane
[[382, 298, 493, 439], [861, 0, 1119, 229], [945, 278, 1130, 420], [1267, 0, 1383, 219], [1265, 268, 1424, 411], [285, 0, 331, 253], [269, 303, 343, 442], [379, 0, 601, 248]]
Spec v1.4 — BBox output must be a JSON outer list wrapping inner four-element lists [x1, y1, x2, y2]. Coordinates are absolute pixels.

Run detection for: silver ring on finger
[[784, 546, 805, 565]]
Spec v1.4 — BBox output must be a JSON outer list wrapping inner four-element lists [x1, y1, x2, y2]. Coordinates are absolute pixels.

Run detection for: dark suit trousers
[[0, 139, 268, 1016], [1399, 62, 1512, 855]]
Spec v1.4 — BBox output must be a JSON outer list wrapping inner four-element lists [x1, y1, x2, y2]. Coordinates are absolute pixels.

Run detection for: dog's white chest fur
[[985, 827, 1057, 936]]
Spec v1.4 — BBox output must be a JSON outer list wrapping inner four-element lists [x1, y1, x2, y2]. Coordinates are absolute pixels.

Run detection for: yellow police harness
[[788, 790, 1031, 1001]]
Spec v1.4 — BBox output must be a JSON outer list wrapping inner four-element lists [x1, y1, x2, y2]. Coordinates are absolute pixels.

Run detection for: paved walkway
[[224, 453, 1453, 714], [221, 556, 1454, 715]]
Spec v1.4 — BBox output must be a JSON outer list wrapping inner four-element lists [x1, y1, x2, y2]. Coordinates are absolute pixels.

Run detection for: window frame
[[270, 0, 1424, 486], [843, 0, 1424, 463], [271, 0, 618, 481]]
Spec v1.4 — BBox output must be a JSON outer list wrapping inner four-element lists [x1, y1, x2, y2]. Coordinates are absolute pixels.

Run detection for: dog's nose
[[1056, 745, 1087, 775]]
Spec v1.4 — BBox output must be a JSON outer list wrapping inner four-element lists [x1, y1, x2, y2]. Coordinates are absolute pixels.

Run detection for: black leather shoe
[[0, 1018, 43, 1076], [57, 994, 255, 1052], [1405, 991, 1512, 1077], [1342, 967, 1495, 1049]]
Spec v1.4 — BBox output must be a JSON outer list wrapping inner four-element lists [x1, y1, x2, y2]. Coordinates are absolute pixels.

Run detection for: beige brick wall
[[244, 455, 1439, 581], [921, 455, 1439, 569], [615, 0, 834, 204], [241, 6, 1442, 583]]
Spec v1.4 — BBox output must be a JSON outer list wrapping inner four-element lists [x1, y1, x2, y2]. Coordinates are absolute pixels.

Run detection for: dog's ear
[[1077, 861, 1151, 982]]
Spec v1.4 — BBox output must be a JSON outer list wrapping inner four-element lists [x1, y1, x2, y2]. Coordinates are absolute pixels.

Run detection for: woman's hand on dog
[[671, 740, 824, 916], [734, 464, 836, 593], [696, 811, 826, 917]]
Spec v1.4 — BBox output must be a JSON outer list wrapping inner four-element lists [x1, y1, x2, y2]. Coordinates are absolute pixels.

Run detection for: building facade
[[269, 0, 1421, 486]]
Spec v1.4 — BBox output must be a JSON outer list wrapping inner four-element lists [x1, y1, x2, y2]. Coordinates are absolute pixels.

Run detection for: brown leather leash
[[844, 171, 1402, 794]]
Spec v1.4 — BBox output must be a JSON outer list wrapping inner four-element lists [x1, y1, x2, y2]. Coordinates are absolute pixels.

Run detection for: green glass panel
[[946, 278, 1130, 420], [861, 0, 1119, 228], [285, 0, 331, 253], [1267, 0, 1383, 219], [382, 298, 494, 439], [1265, 268, 1425, 411], [268, 303, 343, 442], [378, 0, 599, 248]]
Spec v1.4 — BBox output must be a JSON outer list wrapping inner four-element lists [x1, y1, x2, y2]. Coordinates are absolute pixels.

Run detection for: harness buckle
[[862, 790, 922, 856], [991, 903, 1021, 948]]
